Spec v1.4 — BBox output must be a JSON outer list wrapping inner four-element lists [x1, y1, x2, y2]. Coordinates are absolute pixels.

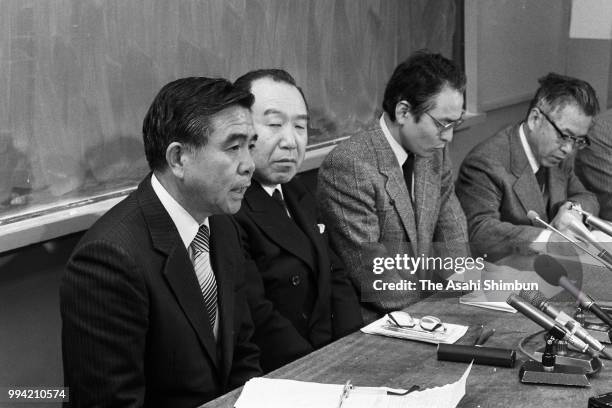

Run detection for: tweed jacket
[[456, 123, 599, 260], [317, 124, 470, 316]]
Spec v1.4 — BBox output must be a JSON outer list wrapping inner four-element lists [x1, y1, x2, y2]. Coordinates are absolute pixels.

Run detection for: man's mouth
[[232, 184, 250, 194]]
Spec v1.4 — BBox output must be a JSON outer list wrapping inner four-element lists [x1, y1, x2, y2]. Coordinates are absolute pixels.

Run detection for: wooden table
[[203, 260, 612, 407]]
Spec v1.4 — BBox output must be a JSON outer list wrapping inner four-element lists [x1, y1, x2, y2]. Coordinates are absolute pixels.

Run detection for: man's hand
[[550, 201, 584, 234]]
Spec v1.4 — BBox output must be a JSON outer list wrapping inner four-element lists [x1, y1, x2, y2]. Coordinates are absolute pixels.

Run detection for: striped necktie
[[190, 224, 218, 332]]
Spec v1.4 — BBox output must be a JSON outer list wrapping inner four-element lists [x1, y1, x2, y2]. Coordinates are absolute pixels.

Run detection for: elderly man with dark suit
[[456, 73, 600, 260], [60, 77, 261, 407], [317, 52, 470, 319], [232, 69, 363, 372]]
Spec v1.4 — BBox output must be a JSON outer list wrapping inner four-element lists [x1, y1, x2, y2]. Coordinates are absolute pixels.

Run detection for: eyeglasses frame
[[535, 107, 590, 149]]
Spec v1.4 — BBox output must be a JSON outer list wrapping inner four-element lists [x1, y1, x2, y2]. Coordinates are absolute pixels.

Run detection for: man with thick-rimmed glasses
[[318, 51, 471, 320], [456, 73, 599, 260]]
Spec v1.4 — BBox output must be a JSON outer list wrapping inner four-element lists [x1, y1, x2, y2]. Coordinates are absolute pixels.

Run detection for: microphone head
[[527, 210, 540, 222], [533, 255, 568, 286], [519, 289, 548, 308]]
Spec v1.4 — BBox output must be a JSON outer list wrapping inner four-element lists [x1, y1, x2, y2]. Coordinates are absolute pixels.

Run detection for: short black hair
[[234, 68, 308, 112], [527, 72, 600, 117], [382, 50, 466, 122], [142, 77, 254, 171]]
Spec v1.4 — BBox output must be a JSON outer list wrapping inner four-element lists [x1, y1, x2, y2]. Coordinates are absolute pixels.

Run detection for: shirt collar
[[261, 183, 283, 199], [519, 123, 539, 174], [151, 173, 209, 250], [380, 114, 408, 167]]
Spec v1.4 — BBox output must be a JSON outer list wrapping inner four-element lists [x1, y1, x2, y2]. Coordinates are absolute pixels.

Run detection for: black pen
[[475, 328, 495, 346]]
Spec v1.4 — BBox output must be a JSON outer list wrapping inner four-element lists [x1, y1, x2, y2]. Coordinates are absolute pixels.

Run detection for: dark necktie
[[402, 153, 415, 199], [272, 188, 291, 218], [535, 167, 547, 193], [190, 224, 218, 333]]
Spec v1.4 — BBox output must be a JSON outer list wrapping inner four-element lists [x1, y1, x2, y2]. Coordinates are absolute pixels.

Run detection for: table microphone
[[534, 255, 612, 329], [569, 204, 612, 238], [519, 289, 611, 359], [565, 218, 612, 267], [506, 294, 590, 354], [527, 210, 612, 271]]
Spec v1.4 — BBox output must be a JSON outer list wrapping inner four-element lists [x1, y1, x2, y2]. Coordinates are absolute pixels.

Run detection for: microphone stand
[[531, 215, 612, 272], [519, 333, 596, 387]]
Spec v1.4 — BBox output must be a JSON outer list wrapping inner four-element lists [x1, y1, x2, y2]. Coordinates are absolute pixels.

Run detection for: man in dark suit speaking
[[232, 69, 362, 372], [60, 77, 261, 407]]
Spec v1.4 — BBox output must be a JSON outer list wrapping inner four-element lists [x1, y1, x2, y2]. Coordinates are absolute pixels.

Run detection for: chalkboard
[[0, 0, 457, 224]]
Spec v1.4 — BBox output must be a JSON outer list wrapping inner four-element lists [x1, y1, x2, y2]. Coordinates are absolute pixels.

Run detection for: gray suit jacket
[[456, 124, 599, 260], [576, 109, 612, 221], [317, 125, 469, 316]]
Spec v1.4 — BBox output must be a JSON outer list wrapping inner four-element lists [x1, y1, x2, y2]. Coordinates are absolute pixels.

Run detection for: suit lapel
[[284, 179, 331, 328], [371, 128, 418, 255], [138, 174, 219, 370], [509, 126, 548, 222], [413, 154, 437, 256], [243, 182, 316, 271], [163, 248, 219, 368], [209, 216, 236, 383], [547, 164, 566, 213]]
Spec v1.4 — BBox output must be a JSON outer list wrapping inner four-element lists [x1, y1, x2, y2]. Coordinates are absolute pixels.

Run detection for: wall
[[474, 0, 570, 111], [0, 233, 82, 407]]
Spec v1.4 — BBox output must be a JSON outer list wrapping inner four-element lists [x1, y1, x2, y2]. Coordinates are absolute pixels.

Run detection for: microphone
[[533, 255, 612, 328], [506, 294, 590, 354], [519, 289, 611, 359], [527, 210, 612, 270], [566, 217, 612, 266], [569, 204, 612, 238]]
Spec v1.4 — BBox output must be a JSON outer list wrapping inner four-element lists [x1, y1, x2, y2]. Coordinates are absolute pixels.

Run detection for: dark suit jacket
[[317, 124, 470, 317], [234, 178, 362, 372], [456, 124, 599, 260], [576, 109, 612, 221], [60, 175, 261, 408]]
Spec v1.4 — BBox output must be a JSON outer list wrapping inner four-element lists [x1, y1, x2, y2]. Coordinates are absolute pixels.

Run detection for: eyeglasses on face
[[536, 108, 590, 150], [425, 111, 464, 134]]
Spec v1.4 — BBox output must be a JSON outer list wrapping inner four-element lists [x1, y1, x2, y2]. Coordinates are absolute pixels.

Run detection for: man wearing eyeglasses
[[318, 51, 470, 319], [456, 73, 599, 260]]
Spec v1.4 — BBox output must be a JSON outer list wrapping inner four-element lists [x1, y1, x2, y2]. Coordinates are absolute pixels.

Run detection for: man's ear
[[395, 100, 412, 124], [526, 108, 540, 132], [165, 142, 188, 178]]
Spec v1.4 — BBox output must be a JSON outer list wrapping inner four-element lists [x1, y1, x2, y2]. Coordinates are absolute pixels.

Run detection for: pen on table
[[475, 328, 495, 346], [337, 379, 352, 408]]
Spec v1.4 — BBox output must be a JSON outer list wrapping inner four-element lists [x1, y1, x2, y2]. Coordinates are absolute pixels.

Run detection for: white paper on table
[[360, 316, 468, 344], [234, 363, 472, 408], [397, 362, 472, 408], [459, 290, 517, 313]]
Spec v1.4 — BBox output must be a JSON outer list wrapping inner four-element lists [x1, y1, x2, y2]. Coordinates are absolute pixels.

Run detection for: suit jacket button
[[302, 312, 308, 320], [291, 275, 301, 286], [389, 199, 395, 205]]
